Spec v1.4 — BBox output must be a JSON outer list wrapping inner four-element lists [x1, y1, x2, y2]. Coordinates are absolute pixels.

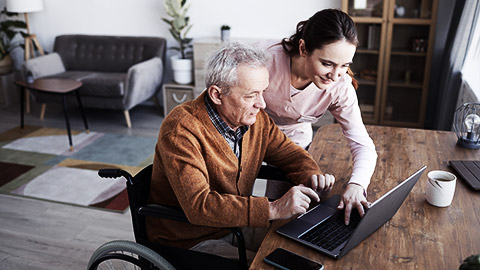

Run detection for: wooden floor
[[0, 101, 163, 270], [0, 194, 133, 270]]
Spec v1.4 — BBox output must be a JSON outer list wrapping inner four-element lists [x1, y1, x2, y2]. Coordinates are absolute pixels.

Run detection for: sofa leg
[[123, 110, 132, 128]]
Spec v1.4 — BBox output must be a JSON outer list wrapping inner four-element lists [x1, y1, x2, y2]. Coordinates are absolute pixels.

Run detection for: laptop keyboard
[[299, 210, 362, 251]]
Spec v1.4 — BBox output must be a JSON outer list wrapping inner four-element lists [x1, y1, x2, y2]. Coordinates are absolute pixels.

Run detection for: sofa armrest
[[23, 53, 66, 79], [124, 57, 164, 110]]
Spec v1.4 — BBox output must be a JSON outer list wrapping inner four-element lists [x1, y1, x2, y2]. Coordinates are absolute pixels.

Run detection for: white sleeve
[[329, 78, 377, 191], [342, 127, 377, 190]]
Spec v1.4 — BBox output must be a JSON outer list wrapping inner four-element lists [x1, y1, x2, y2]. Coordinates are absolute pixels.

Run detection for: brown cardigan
[[146, 91, 321, 248]]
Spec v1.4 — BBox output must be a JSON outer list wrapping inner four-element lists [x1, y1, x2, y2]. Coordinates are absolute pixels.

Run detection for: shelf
[[357, 48, 380, 54], [388, 81, 423, 88], [343, 0, 437, 128], [358, 79, 377, 86], [360, 102, 376, 124], [351, 17, 385, 23], [391, 50, 427, 56], [362, 114, 377, 124], [390, 18, 433, 25]]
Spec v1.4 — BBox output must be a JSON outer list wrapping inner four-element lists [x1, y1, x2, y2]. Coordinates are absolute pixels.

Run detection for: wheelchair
[[87, 163, 288, 270]]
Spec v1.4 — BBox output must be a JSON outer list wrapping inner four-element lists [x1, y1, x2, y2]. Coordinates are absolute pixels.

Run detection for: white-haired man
[[147, 42, 335, 263]]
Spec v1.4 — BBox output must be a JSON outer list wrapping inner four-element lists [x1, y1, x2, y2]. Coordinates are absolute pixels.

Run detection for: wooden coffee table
[[14, 79, 89, 151]]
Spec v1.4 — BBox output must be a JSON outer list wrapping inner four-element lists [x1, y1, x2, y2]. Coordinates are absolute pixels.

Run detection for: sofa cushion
[[54, 35, 166, 73], [79, 72, 126, 97], [24, 53, 66, 79], [44, 71, 95, 81], [44, 71, 126, 97]]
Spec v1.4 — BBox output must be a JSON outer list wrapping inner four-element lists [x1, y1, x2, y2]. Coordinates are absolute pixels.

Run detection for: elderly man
[[146, 42, 335, 261]]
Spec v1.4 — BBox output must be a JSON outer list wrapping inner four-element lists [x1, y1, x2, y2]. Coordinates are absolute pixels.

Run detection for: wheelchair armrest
[[257, 164, 289, 182], [138, 204, 189, 223], [228, 227, 247, 270]]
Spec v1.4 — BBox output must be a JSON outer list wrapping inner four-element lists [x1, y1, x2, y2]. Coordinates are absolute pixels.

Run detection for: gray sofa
[[23, 34, 166, 127]]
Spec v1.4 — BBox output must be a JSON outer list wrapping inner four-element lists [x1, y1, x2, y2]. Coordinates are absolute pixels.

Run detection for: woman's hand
[[337, 183, 369, 225], [310, 173, 335, 193]]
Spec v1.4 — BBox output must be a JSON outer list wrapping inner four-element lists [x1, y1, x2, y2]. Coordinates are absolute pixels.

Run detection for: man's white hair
[[205, 42, 269, 95]]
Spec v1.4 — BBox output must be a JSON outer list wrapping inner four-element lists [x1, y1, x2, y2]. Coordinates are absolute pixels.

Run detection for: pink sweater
[[261, 41, 377, 189]]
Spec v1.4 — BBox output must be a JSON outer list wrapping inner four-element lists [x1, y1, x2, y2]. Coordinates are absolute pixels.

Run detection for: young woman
[[262, 9, 377, 224]]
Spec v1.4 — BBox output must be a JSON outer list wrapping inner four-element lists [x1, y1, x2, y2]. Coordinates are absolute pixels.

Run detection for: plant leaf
[[164, 0, 180, 17], [183, 25, 193, 38]]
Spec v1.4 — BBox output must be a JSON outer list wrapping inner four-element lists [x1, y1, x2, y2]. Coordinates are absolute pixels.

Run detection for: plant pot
[[171, 55, 193, 84], [0, 55, 13, 75], [221, 29, 230, 42]]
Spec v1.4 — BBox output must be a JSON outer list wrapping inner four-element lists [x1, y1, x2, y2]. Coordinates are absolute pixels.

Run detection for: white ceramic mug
[[426, 170, 457, 207]]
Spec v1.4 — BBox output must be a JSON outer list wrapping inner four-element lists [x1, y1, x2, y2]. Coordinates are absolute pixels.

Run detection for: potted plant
[[162, 0, 194, 84], [0, 7, 28, 75]]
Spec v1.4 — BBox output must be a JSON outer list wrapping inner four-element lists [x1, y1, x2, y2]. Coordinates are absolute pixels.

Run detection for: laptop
[[277, 166, 426, 259]]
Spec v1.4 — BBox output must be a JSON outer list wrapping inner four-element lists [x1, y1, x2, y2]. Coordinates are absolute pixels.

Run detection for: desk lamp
[[453, 102, 480, 149]]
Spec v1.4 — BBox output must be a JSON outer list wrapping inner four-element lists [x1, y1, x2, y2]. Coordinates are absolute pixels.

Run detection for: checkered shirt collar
[[204, 95, 249, 141]]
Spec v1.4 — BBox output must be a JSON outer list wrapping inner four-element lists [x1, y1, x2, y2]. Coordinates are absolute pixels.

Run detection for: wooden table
[[251, 124, 480, 270], [15, 79, 89, 151]]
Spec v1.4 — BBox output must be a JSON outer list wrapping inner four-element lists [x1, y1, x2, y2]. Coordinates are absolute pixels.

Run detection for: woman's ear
[[207, 85, 223, 105], [299, 39, 307, 57]]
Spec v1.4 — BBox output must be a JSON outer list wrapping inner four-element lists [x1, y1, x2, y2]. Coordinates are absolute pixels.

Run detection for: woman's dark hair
[[282, 9, 359, 89]]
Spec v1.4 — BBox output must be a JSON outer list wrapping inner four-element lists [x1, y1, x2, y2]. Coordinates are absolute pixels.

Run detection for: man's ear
[[207, 85, 223, 105], [299, 39, 307, 57]]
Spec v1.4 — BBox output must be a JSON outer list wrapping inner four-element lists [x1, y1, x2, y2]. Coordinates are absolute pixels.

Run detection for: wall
[[2, 0, 338, 77]]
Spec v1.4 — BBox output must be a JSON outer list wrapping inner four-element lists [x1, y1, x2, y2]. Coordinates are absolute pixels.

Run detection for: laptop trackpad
[[302, 194, 340, 224], [277, 195, 340, 238]]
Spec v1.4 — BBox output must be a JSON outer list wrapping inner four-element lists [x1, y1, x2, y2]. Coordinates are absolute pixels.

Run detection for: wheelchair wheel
[[87, 240, 175, 270]]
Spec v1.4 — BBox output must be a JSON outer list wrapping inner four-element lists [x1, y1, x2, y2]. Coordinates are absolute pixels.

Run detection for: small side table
[[162, 83, 195, 116], [14, 79, 89, 151]]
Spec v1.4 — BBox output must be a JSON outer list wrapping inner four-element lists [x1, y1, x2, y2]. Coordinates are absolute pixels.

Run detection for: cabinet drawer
[[194, 69, 206, 97], [163, 84, 194, 116]]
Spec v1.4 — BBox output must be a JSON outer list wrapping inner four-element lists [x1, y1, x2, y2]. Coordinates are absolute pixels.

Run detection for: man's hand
[[310, 174, 335, 193], [269, 184, 320, 220], [337, 183, 369, 225]]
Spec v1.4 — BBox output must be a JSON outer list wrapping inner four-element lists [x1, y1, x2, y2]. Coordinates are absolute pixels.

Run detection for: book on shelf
[[367, 24, 380, 50]]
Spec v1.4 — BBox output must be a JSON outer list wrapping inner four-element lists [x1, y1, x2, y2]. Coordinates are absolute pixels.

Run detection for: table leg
[[75, 90, 89, 133], [20, 86, 25, 129], [61, 94, 74, 151], [26, 90, 30, 114]]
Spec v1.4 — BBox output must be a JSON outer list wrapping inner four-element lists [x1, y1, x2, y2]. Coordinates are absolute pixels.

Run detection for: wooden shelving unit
[[342, 0, 438, 127]]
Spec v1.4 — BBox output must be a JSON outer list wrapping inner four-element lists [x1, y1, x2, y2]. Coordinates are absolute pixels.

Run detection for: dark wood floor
[[0, 100, 163, 270]]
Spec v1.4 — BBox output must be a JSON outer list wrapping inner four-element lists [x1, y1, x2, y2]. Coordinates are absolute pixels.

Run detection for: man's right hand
[[268, 184, 320, 220]]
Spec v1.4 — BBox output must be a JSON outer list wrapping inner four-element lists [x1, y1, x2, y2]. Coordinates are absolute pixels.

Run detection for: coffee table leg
[[61, 94, 74, 151], [75, 90, 89, 133], [20, 87, 25, 128]]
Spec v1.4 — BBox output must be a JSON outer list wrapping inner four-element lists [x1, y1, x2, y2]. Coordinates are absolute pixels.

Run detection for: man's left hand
[[337, 183, 369, 225]]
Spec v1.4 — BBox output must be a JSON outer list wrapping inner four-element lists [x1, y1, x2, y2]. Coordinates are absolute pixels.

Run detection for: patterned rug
[[0, 126, 156, 212]]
